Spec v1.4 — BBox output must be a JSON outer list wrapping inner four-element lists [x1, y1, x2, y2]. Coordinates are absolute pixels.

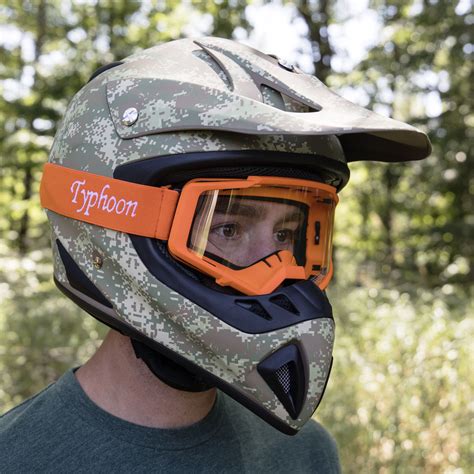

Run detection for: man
[[0, 37, 430, 472]]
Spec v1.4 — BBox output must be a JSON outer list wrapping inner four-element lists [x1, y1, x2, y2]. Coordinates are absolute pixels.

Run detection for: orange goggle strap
[[41, 165, 338, 295], [40, 163, 179, 240]]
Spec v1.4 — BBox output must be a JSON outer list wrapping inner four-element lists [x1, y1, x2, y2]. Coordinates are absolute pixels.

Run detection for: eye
[[274, 229, 295, 243], [212, 223, 241, 239]]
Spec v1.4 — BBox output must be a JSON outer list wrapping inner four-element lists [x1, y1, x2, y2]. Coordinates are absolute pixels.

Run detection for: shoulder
[[0, 381, 57, 434], [295, 418, 340, 468], [221, 393, 341, 474], [0, 372, 77, 471]]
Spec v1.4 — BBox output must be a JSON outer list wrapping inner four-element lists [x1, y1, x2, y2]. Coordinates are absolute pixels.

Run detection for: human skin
[[76, 330, 217, 428], [191, 197, 305, 267]]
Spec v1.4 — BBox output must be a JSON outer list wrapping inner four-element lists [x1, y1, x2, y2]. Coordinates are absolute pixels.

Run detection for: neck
[[76, 330, 217, 429]]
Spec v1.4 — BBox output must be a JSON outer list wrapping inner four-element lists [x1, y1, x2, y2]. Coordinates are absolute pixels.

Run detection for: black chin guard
[[131, 338, 214, 392]]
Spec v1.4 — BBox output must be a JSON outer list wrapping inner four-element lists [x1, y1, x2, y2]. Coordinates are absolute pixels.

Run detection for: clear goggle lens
[[188, 184, 335, 285]]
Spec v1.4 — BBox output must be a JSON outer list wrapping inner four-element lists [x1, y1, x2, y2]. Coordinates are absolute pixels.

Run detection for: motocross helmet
[[40, 37, 431, 435]]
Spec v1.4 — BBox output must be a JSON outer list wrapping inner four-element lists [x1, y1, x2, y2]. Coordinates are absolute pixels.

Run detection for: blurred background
[[0, 0, 472, 472]]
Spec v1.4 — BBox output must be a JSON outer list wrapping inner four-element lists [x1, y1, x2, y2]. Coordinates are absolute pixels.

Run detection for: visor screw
[[92, 251, 103, 269], [121, 107, 139, 126], [278, 58, 295, 72]]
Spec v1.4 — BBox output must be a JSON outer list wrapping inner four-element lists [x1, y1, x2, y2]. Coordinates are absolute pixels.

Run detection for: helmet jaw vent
[[276, 363, 292, 394], [235, 299, 272, 320], [257, 344, 306, 419], [269, 294, 300, 315]]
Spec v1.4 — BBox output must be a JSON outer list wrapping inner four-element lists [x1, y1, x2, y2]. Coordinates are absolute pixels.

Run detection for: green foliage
[[322, 4, 473, 469], [327, 0, 473, 290], [0, 0, 196, 253], [319, 283, 472, 473], [0, 244, 106, 413]]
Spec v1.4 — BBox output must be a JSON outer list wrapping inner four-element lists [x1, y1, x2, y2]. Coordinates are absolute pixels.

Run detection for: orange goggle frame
[[40, 163, 338, 296]]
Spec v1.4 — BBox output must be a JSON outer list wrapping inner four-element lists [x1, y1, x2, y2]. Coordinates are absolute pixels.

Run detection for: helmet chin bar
[[53, 274, 301, 436], [54, 237, 333, 434], [131, 338, 214, 392]]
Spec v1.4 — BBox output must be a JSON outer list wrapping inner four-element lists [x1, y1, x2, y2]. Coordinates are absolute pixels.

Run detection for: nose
[[245, 225, 278, 264]]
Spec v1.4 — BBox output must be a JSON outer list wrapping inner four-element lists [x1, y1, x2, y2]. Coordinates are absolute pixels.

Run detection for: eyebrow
[[275, 211, 305, 227], [214, 199, 304, 224], [215, 201, 262, 218]]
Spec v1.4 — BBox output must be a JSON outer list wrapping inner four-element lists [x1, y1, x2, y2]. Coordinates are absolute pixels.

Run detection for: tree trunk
[[297, 0, 334, 83], [18, 0, 46, 254]]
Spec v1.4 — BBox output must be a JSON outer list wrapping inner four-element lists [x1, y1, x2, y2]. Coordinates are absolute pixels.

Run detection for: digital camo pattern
[[49, 211, 334, 430], [103, 37, 430, 160], [45, 37, 430, 431], [49, 83, 345, 178]]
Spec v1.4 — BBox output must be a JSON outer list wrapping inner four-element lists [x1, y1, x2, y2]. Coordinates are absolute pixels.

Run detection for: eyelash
[[211, 222, 241, 240], [210, 223, 299, 242]]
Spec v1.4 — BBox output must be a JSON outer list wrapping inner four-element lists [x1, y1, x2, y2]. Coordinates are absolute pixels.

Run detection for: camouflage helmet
[[42, 37, 431, 435]]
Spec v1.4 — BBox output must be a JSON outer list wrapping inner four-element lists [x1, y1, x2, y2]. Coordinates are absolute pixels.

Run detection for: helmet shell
[[46, 37, 431, 434]]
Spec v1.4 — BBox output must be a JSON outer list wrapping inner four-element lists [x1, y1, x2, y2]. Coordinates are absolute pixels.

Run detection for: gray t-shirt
[[0, 369, 340, 473]]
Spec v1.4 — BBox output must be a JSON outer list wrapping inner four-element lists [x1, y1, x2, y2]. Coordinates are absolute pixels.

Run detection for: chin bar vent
[[275, 363, 292, 393], [269, 294, 299, 315], [257, 344, 306, 419]]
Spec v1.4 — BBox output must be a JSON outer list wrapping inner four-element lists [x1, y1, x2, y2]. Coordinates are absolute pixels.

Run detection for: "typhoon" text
[[70, 180, 138, 217]]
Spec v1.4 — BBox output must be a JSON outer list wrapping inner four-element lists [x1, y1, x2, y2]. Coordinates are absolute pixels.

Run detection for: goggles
[[41, 163, 338, 296]]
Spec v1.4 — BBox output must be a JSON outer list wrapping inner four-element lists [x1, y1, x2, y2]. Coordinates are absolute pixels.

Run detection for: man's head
[[40, 37, 431, 435]]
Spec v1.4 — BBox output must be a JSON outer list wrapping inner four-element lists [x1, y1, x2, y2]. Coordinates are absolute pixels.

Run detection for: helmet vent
[[281, 92, 317, 113], [261, 84, 317, 113], [235, 299, 272, 320], [261, 84, 286, 110], [257, 344, 306, 419], [192, 49, 232, 90], [269, 294, 299, 315], [276, 363, 292, 394]]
